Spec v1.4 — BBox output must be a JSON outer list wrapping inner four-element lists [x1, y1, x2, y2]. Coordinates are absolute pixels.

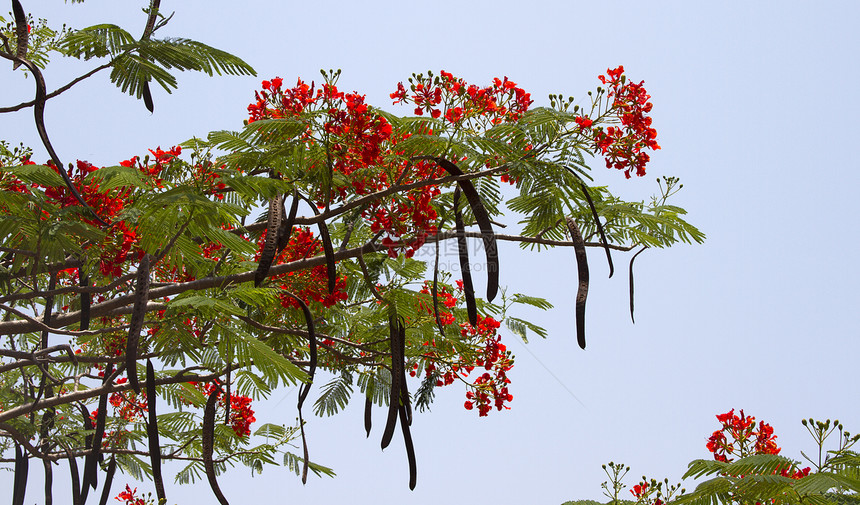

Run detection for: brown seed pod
[[76, 403, 93, 504], [203, 384, 229, 505], [13, 443, 27, 505], [317, 218, 336, 294], [146, 360, 165, 502], [11, 0, 27, 70], [579, 182, 614, 278], [83, 363, 113, 492], [565, 217, 589, 349], [432, 157, 499, 302], [453, 187, 478, 327], [276, 191, 299, 255], [62, 445, 81, 505], [126, 254, 151, 392], [254, 196, 283, 287], [381, 314, 402, 450], [42, 457, 52, 505], [97, 456, 116, 505], [364, 395, 373, 438], [628, 246, 647, 323], [285, 292, 317, 484], [79, 272, 91, 331], [142, 80, 154, 113], [399, 403, 417, 490]]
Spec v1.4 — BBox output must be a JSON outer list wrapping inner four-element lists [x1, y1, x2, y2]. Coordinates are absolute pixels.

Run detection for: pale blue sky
[[3, 1, 859, 504]]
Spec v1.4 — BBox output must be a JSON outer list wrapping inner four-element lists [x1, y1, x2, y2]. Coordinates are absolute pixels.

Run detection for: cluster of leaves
[[1, 2, 703, 504], [563, 413, 860, 505]]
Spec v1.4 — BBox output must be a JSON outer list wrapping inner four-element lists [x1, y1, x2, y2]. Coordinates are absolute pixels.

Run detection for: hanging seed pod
[[64, 445, 81, 505], [41, 272, 56, 350], [565, 217, 589, 349], [142, 80, 154, 113], [364, 395, 373, 437], [628, 246, 647, 323], [13, 443, 27, 505], [399, 403, 417, 490], [398, 322, 412, 427], [254, 196, 283, 287], [203, 385, 229, 505], [276, 191, 299, 255], [381, 314, 402, 450], [75, 403, 94, 504], [453, 187, 478, 327], [579, 182, 614, 278], [146, 360, 165, 502], [43, 455, 52, 505], [79, 272, 91, 331], [97, 456, 116, 505], [433, 157, 499, 301], [11, 0, 27, 70], [285, 293, 316, 484], [317, 219, 336, 294], [25, 53, 104, 224], [126, 254, 150, 392], [83, 363, 112, 492]]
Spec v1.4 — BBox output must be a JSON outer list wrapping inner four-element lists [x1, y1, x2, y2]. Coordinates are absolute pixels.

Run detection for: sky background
[[3, 1, 859, 504]]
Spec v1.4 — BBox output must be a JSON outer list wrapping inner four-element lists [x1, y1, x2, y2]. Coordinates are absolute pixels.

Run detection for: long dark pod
[[76, 403, 93, 505], [11, 0, 27, 70], [203, 384, 229, 505], [43, 454, 53, 505], [276, 190, 300, 255], [565, 217, 589, 349], [628, 246, 647, 324], [318, 218, 336, 294], [41, 272, 57, 350], [79, 271, 91, 331], [141, 80, 154, 113], [83, 363, 113, 492], [146, 360, 166, 502], [97, 456, 116, 505], [126, 254, 151, 392], [453, 187, 478, 327], [299, 194, 337, 294], [12, 443, 27, 505], [138, 1, 160, 112], [381, 313, 402, 449], [62, 444, 81, 505], [285, 292, 316, 484], [364, 395, 372, 437], [398, 322, 412, 427], [579, 182, 614, 278], [15, 51, 105, 224], [399, 403, 417, 490], [254, 195, 283, 287], [432, 157, 499, 302]]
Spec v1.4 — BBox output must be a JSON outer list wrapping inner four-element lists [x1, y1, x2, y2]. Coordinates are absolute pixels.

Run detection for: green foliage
[[1, 3, 705, 500]]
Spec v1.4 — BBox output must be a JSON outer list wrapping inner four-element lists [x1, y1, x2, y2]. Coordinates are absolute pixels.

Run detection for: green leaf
[[312, 372, 354, 417]]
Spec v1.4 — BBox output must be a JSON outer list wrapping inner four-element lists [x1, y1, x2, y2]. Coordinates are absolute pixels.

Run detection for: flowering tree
[[562, 412, 860, 505], [0, 2, 704, 504]]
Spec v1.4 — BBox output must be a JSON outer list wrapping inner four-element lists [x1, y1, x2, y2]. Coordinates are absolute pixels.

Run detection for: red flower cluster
[[707, 408, 779, 462], [106, 377, 148, 423], [706, 409, 810, 480], [115, 484, 146, 505], [200, 382, 257, 438], [413, 282, 514, 416], [392, 70, 533, 125], [579, 66, 660, 178], [259, 227, 348, 309]]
